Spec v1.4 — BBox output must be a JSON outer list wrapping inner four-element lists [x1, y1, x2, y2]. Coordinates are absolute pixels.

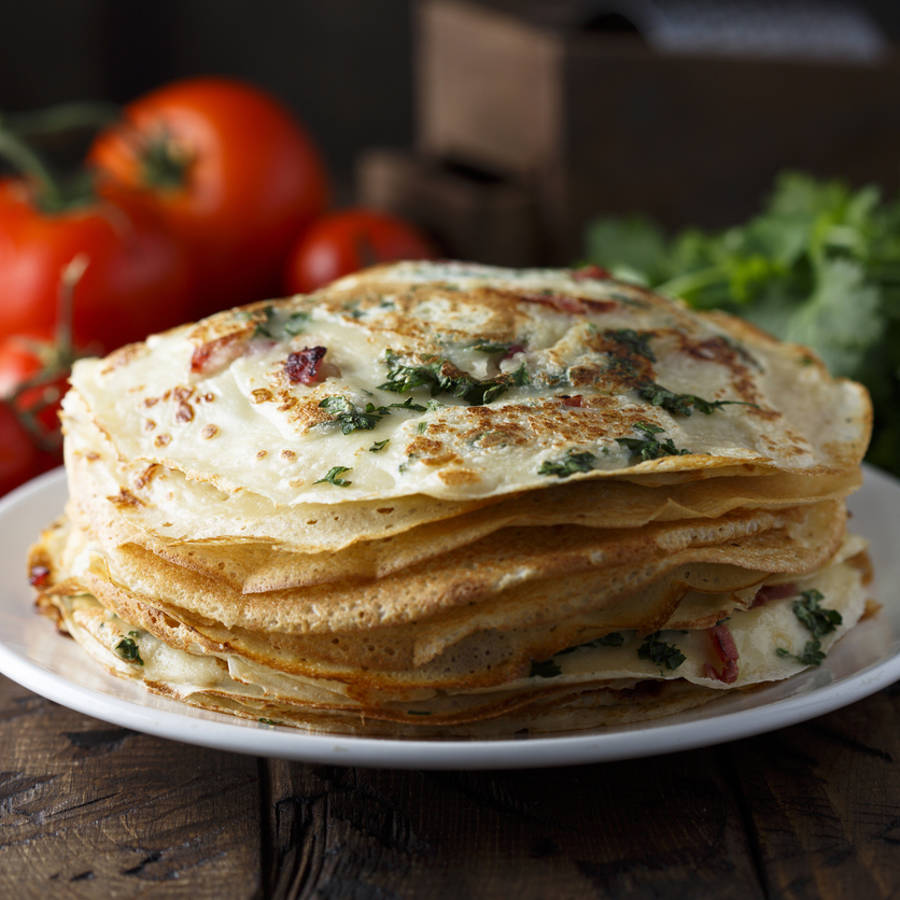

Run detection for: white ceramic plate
[[1, 467, 898, 770]]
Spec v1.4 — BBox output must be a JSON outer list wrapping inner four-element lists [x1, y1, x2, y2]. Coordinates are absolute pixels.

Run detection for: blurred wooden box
[[413, 0, 900, 263]]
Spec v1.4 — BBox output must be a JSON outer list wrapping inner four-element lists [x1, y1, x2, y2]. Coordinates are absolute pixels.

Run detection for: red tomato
[[90, 77, 329, 315], [284, 208, 436, 294], [0, 336, 70, 433], [0, 180, 194, 354], [0, 400, 39, 497]]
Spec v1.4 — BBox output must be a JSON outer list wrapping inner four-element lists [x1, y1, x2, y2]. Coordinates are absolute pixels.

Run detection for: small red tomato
[[0, 180, 194, 354], [90, 77, 329, 314], [0, 400, 39, 497], [284, 208, 436, 294], [0, 336, 71, 434]]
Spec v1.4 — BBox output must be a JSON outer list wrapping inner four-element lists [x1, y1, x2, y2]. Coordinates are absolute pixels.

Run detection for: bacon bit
[[190, 330, 252, 376], [502, 343, 525, 360], [704, 623, 739, 684], [29, 565, 51, 587], [561, 395, 584, 407], [751, 581, 797, 608], [572, 264, 611, 281], [285, 346, 327, 384], [175, 401, 194, 423]]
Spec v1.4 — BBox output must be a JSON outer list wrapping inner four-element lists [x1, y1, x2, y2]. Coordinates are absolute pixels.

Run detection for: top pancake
[[67, 261, 871, 504]]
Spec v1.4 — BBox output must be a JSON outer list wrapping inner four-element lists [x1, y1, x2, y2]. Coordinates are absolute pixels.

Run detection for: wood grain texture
[[728, 683, 900, 900], [261, 751, 763, 899], [0, 675, 262, 898]]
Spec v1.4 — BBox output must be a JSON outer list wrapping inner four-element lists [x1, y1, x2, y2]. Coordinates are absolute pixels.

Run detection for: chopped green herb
[[636, 380, 751, 416], [389, 396, 427, 412], [241, 305, 311, 340], [792, 588, 842, 638], [369, 439, 390, 452], [417, 421, 429, 434], [538, 449, 597, 478], [530, 658, 563, 678], [379, 351, 528, 406], [637, 632, 685, 670], [606, 328, 656, 361], [314, 466, 352, 487], [776, 643, 827, 667], [114, 636, 143, 665], [319, 396, 390, 434], [258, 718, 281, 726], [776, 588, 842, 667], [616, 421, 691, 461], [405, 710, 432, 716]]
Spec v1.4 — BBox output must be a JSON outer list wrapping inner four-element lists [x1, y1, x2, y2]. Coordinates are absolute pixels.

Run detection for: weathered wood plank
[[262, 748, 762, 899], [0, 676, 263, 898], [727, 686, 900, 900]]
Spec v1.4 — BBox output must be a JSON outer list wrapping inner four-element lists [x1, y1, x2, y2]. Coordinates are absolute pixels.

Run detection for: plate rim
[[1, 466, 898, 770]]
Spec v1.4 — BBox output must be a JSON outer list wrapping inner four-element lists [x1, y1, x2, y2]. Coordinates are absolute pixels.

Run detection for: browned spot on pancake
[[84, 451, 100, 462], [251, 388, 273, 403], [107, 487, 142, 508], [438, 467, 480, 486], [99, 342, 146, 374], [376, 507, 395, 514], [256, 450, 268, 459], [155, 434, 172, 447], [143, 396, 159, 407], [281, 449, 296, 461], [175, 401, 194, 423], [144, 419, 156, 431], [134, 464, 161, 490], [202, 424, 219, 439]]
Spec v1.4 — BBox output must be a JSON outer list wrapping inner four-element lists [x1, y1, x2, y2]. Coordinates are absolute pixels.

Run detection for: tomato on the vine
[[284, 208, 436, 294], [0, 179, 194, 354], [90, 77, 329, 315], [0, 399, 40, 497]]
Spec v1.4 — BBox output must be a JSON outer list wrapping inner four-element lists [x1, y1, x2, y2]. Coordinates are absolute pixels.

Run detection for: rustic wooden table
[[1, 674, 898, 898]]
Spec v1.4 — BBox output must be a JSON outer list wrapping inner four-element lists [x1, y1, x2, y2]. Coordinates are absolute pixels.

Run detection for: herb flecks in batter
[[606, 329, 656, 362], [776, 588, 842, 667], [616, 421, 690, 461], [314, 466, 352, 487], [538, 449, 597, 479], [319, 396, 388, 433], [636, 380, 752, 416], [115, 632, 143, 666], [637, 632, 686, 671], [380, 351, 529, 406]]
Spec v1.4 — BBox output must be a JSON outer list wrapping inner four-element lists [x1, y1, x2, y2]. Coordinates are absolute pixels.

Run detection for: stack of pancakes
[[30, 262, 873, 736]]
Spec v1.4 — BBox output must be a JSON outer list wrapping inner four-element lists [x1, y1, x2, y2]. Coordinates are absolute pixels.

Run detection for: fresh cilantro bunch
[[583, 172, 900, 474]]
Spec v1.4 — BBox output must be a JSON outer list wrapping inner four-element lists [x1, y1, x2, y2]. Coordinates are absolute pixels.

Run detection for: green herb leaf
[[379, 351, 528, 406], [389, 396, 427, 412], [369, 439, 390, 452], [314, 466, 352, 487], [114, 636, 143, 665], [319, 396, 390, 434], [637, 632, 685, 670], [636, 380, 750, 416], [558, 632, 625, 655], [792, 588, 843, 638], [606, 328, 656, 361], [471, 339, 516, 354], [616, 421, 691, 461], [538, 449, 597, 478]]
